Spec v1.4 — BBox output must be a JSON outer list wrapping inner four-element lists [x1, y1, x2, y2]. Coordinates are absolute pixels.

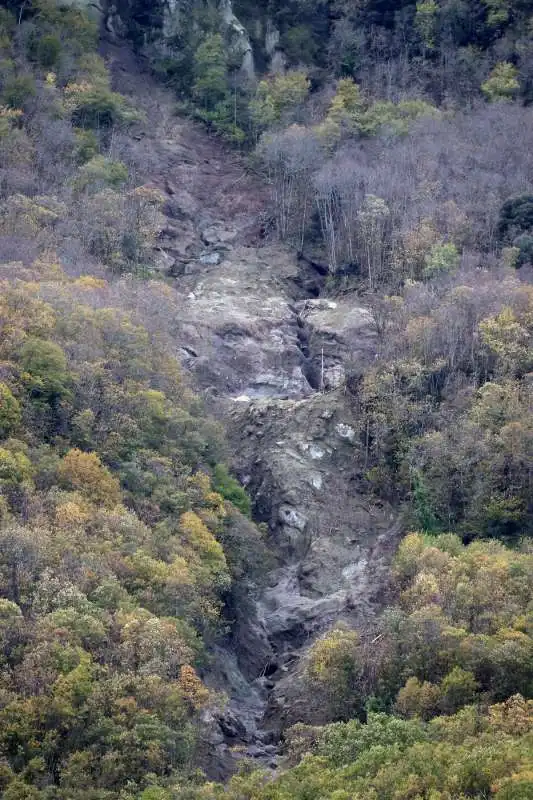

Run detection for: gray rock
[[202, 224, 238, 246], [301, 298, 377, 390], [217, 710, 248, 740], [220, 0, 256, 79], [325, 364, 345, 389], [278, 505, 307, 532], [164, 190, 198, 220], [227, 390, 403, 730], [335, 422, 356, 442], [170, 245, 314, 399], [152, 247, 175, 273], [199, 251, 221, 265]]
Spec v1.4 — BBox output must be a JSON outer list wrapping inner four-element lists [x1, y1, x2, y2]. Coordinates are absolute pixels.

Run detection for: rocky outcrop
[[227, 390, 400, 676], [297, 298, 378, 390], [100, 0, 255, 77], [173, 246, 313, 399], [220, 0, 256, 79], [103, 41, 402, 775]]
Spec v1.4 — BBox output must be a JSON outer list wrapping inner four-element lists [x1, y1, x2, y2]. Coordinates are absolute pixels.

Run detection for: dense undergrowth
[[0, 273, 270, 800], [0, 3, 265, 797], [140, 0, 533, 282], [0, 0, 164, 278]]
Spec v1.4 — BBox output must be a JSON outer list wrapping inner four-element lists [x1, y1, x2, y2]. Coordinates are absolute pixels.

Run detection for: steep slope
[[2, 2, 533, 797], [100, 38, 402, 772]]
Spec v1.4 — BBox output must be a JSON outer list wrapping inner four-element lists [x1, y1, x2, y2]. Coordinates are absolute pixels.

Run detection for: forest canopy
[[0, 0, 533, 798]]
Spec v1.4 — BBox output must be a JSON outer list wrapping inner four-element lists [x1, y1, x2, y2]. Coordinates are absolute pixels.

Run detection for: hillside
[[0, 0, 532, 798]]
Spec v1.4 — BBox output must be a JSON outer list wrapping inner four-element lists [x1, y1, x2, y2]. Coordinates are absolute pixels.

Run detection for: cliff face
[[100, 37, 402, 777], [97, 0, 257, 75]]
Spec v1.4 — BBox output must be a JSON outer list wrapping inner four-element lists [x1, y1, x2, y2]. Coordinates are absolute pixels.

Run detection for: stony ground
[[102, 39, 403, 777]]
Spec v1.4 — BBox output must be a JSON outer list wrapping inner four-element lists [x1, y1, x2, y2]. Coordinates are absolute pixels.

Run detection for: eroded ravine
[[103, 39, 402, 777]]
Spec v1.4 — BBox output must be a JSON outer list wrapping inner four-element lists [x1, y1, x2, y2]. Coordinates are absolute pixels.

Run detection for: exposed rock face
[[101, 0, 255, 77], [220, 0, 256, 79], [227, 391, 401, 729], [297, 298, 378, 389], [172, 246, 313, 399], [103, 41, 402, 775]]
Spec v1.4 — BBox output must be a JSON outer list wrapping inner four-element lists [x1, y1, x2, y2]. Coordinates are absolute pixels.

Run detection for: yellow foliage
[[187, 472, 215, 504], [119, 611, 193, 675], [178, 511, 229, 587], [31, 250, 65, 280], [0, 105, 22, 132], [482, 61, 520, 101], [251, 70, 310, 128], [178, 664, 210, 710], [402, 219, 440, 278], [396, 676, 440, 719], [488, 694, 533, 735], [166, 555, 195, 587], [315, 78, 365, 145], [130, 185, 165, 206], [126, 549, 172, 585], [63, 80, 95, 111], [58, 448, 121, 508], [401, 570, 441, 610], [0, 446, 32, 484], [73, 275, 107, 290], [306, 627, 359, 683], [54, 498, 90, 529], [394, 532, 428, 581], [204, 491, 226, 516]]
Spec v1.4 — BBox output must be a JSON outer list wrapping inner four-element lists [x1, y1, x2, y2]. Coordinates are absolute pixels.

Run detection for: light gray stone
[[335, 422, 356, 442], [199, 251, 221, 265]]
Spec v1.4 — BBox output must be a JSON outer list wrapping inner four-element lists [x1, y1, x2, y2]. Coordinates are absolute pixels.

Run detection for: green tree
[[193, 34, 229, 111], [250, 70, 310, 131], [482, 62, 520, 101], [20, 338, 70, 402], [423, 242, 459, 279], [0, 384, 20, 438], [304, 627, 364, 720], [415, 0, 439, 52]]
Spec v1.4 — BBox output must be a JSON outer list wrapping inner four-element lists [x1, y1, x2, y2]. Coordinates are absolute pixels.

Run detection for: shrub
[[20, 338, 70, 402], [29, 33, 62, 68], [250, 70, 310, 131], [438, 666, 479, 714], [0, 385, 20, 439], [0, 447, 32, 485], [498, 195, 533, 240], [514, 234, 533, 267], [58, 448, 121, 508], [65, 82, 139, 129], [73, 155, 129, 193], [193, 34, 229, 111], [1, 74, 36, 110], [212, 464, 251, 517], [482, 62, 520, 101], [74, 128, 99, 164], [423, 242, 460, 279], [304, 627, 364, 720]]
